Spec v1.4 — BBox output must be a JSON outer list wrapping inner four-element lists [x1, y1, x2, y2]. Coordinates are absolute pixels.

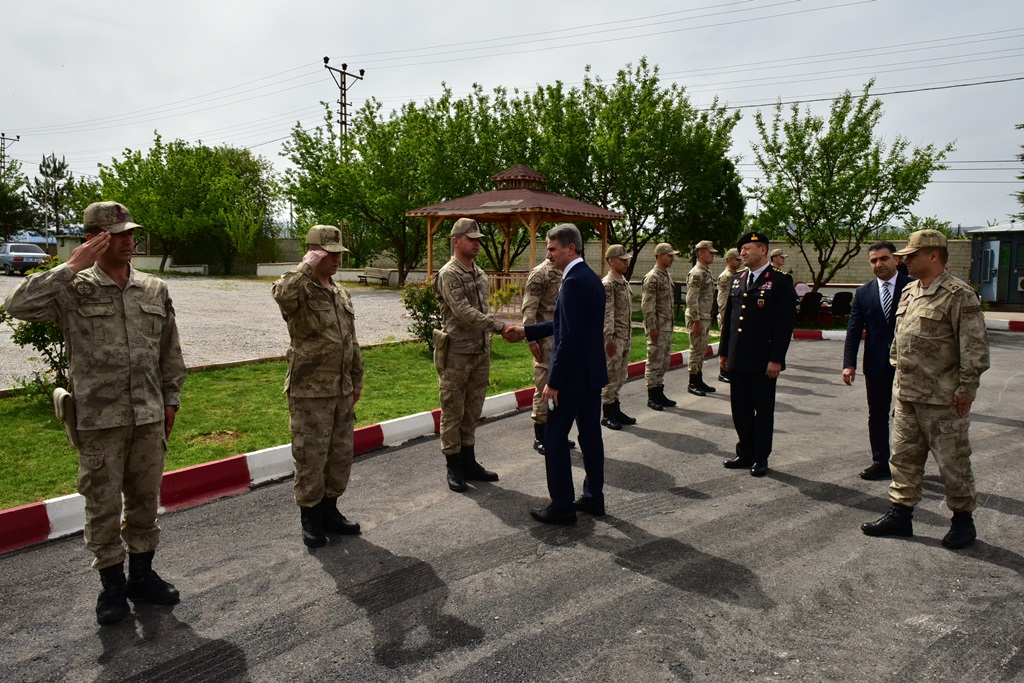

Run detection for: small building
[[967, 221, 1024, 306]]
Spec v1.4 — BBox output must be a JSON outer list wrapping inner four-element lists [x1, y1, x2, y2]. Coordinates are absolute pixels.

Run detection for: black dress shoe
[[530, 505, 577, 525], [573, 496, 606, 517], [750, 461, 768, 477], [723, 456, 753, 469], [601, 417, 622, 430], [718, 374, 731, 383], [859, 463, 891, 480]]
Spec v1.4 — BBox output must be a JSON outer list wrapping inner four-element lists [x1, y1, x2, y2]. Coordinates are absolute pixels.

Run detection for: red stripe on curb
[[431, 409, 442, 433], [669, 352, 684, 368], [704, 345, 714, 358], [1010, 321, 1024, 332], [160, 455, 251, 511], [793, 330, 824, 340], [627, 360, 646, 378], [515, 387, 535, 410], [0, 502, 50, 554], [353, 424, 385, 456]]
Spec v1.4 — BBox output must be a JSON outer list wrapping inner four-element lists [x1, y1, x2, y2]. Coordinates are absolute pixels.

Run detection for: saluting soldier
[[862, 230, 990, 549], [642, 243, 680, 411], [4, 201, 186, 625], [522, 257, 568, 454], [716, 248, 743, 383], [600, 244, 636, 430], [719, 232, 796, 477], [433, 218, 504, 492], [272, 225, 364, 548], [685, 240, 718, 396]]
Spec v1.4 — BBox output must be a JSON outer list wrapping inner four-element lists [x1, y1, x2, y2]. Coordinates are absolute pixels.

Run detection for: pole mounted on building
[[323, 57, 364, 146], [0, 133, 20, 177]]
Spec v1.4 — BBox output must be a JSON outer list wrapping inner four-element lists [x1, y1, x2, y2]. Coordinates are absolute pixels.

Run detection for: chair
[[673, 281, 685, 320], [797, 291, 823, 326], [829, 291, 853, 327]]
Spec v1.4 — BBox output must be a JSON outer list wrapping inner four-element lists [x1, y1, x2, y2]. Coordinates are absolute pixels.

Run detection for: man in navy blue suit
[[842, 241, 913, 480], [504, 223, 608, 524]]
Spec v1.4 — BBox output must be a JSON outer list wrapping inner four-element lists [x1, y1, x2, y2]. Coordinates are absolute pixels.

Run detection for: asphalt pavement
[[1, 333, 1022, 682]]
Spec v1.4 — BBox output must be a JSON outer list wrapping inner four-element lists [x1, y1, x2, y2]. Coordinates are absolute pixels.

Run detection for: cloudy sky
[[3, 0, 1022, 228]]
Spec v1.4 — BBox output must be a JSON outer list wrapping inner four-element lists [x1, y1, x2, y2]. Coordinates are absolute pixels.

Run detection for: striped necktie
[[881, 281, 892, 320]]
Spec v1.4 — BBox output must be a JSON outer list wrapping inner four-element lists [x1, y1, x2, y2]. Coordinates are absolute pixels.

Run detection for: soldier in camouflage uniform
[[272, 225, 364, 548], [600, 244, 636, 430], [862, 230, 990, 549], [716, 248, 742, 383], [433, 218, 504, 492], [4, 202, 186, 625], [642, 242, 679, 410], [685, 240, 718, 396]]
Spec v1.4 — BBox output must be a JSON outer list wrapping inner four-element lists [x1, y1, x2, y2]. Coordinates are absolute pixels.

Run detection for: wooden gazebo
[[406, 164, 625, 280]]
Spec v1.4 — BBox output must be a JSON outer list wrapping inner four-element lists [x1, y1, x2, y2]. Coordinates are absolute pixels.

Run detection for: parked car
[[0, 242, 51, 275]]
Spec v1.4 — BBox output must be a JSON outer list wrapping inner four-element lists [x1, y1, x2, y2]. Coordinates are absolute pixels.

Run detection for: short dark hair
[[921, 247, 949, 264], [868, 241, 897, 254], [547, 223, 583, 255]]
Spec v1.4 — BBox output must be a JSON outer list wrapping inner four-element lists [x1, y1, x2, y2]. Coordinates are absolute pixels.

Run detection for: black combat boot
[[299, 505, 327, 547], [861, 503, 914, 537], [942, 511, 977, 549], [601, 403, 622, 430], [96, 562, 130, 625], [126, 551, 180, 604], [647, 387, 664, 411], [614, 401, 637, 426], [445, 454, 468, 492], [687, 374, 706, 397], [657, 387, 677, 407], [321, 497, 361, 535], [698, 372, 717, 393], [461, 445, 499, 482], [533, 422, 546, 454]]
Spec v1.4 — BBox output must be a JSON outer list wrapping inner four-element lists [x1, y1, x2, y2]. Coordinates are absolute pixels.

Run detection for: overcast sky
[[3, 0, 1022, 228]]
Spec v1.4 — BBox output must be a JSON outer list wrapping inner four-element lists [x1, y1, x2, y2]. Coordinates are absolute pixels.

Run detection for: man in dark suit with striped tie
[[842, 241, 913, 480]]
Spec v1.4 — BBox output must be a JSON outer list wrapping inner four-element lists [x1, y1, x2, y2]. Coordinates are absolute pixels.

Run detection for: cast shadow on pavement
[[623, 424, 725, 457], [922, 475, 1024, 520], [782, 363, 837, 379], [902, 536, 1024, 580], [97, 607, 248, 683], [314, 537, 484, 670]]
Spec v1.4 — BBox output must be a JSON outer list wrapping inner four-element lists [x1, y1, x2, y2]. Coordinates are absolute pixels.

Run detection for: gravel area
[[0, 273, 412, 390]]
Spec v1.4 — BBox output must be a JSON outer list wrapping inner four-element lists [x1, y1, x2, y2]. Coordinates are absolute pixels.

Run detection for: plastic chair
[[829, 292, 853, 327], [797, 291, 823, 326]]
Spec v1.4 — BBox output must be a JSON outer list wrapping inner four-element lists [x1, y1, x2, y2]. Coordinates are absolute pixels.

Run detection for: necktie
[[881, 281, 892, 320], [747, 271, 756, 291]]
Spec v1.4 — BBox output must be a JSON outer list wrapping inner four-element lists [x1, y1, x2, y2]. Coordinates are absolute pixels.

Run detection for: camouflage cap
[[605, 244, 631, 261], [306, 225, 350, 253], [694, 240, 718, 254], [894, 229, 947, 256], [770, 248, 787, 258], [654, 242, 680, 256], [83, 201, 142, 234], [451, 217, 483, 239], [724, 248, 740, 260]]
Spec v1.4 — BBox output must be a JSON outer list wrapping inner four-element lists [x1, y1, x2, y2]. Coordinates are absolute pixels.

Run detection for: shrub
[[401, 281, 442, 351], [488, 283, 520, 311]]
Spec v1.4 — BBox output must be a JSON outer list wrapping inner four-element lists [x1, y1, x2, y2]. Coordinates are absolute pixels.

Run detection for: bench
[[358, 267, 394, 285]]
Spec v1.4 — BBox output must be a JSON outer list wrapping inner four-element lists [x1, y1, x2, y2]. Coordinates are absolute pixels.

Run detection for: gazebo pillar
[[597, 220, 608, 276], [502, 221, 512, 274], [426, 217, 441, 278]]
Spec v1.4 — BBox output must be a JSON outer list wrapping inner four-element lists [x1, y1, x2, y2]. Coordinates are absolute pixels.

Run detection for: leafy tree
[[26, 153, 77, 240], [750, 80, 953, 291], [65, 176, 103, 233], [1016, 123, 1024, 221], [0, 160, 34, 241]]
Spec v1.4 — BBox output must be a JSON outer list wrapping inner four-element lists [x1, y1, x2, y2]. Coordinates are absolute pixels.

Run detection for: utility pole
[[322, 57, 364, 146], [0, 133, 20, 177]]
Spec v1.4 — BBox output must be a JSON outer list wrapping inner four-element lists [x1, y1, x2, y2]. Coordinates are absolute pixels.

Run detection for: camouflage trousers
[[602, 336, 632, 404], [76, 421, 166, 570], [889, 399, 976, 512], [531, 339, 552, 424], [686, 318, 711, 374], [288, 393, 356, 508], [645, 327, 673, 388], [439, 351, 490, 456]]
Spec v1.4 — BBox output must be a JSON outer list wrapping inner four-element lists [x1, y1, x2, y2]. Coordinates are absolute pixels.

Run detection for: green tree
[[1015, 123, 1024, 220], [0, 160, 34, 241], [65, 176, 103, 233], [27, 153, 77, 240], [750, 80, 953, 291]]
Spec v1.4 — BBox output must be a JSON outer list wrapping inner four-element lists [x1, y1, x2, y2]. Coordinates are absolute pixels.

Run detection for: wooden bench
[[358, 267, 394, 285]]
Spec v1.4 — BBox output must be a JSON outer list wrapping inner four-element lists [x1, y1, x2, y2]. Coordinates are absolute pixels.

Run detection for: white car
[[0, 242, 50, 275]]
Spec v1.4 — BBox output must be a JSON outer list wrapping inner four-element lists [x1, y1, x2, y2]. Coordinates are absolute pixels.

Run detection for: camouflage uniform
[[521, 260, 561, 424], [717, 264, 737, 328], [3, 262, 185, 569], [601, 271, 633, 404], [685, 261, 715, 374], [641, 267, 674, 388], [434, 257, 503, 456], [272, 261, 364, 508], [888, 271, 990, 512]]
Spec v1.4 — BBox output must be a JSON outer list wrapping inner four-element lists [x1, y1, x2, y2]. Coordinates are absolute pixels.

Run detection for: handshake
[[500, 324, 526, 343]]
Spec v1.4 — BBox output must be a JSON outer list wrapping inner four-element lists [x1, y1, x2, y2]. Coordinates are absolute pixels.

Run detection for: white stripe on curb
[[245, 444, 293, 486], [45, 493, 86, 540], [986, 319, 1010, 331], [821, 331, 846, 341], [481, 391, 519, 419], [380, 411, 436, 447]]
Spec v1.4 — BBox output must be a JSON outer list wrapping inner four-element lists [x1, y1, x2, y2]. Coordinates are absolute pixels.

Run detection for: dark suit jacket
[[720, 266, 797, 372], [525, 260, 609, 393], [843, 273, 912, 377]]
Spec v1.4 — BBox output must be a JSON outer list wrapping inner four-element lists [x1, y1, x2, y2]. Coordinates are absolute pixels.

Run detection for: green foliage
[[0, 160, 34, 241], [873, 215, 959, 240], [750, 79, 954, 291], [0, 258, 68, 399], [1015, 123, 1024, 221], [488, 283, 520, 310], [401, 281, 442, 350], [26, 153, 77, 237]]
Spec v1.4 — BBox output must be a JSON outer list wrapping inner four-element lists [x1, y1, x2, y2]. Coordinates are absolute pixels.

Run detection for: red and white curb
[[986, 319, 1024, 333]]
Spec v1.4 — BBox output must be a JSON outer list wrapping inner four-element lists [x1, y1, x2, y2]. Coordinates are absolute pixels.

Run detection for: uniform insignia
[[759, 282, 773, 291], [757, 299, 765, 308], [75, 281, 96, 296], [115, 206, 126, 221]]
